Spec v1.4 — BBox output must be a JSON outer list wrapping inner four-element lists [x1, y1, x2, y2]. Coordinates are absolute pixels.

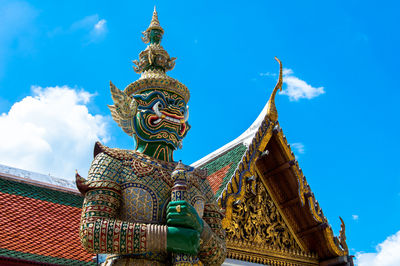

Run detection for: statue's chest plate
[[118, 158, 205, 223], [119, 161, 172, 223]]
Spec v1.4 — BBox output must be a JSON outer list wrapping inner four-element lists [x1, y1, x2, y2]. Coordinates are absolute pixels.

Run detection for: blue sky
[[0, 0, 399, 264]]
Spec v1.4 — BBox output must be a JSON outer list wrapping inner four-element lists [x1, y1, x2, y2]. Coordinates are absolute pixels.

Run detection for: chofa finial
[[266, 57, 283, 122], [339, 217, 349, 253]]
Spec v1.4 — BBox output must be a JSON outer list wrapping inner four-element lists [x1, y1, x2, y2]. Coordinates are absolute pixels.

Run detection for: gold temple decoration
[[227, 241, 319, 266], [220, 123, 274, 229], [273, 125, 348, 257], [225, 177, 300, 251], [218, 56, 349, 263], [339, 217, 349, 253], [225, 177, 319, 265], [220, 58, 283, 228], [266, 57, 283, 122]]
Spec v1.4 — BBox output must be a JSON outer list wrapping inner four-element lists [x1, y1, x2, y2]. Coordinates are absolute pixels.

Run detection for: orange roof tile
[[207, 164, 232, 194], [0, 191, 94, 263]]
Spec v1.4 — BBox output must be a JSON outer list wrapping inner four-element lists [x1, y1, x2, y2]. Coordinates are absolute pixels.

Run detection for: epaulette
[[75, 170, 121, 196], [94, 141, 134, 161]]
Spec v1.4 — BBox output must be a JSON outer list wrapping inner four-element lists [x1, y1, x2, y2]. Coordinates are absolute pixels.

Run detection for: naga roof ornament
[[266, 57, 283, 122]]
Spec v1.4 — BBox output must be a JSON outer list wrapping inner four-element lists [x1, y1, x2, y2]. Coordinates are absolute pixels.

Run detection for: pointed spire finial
[[266, 57, 283, 122], [146, 5, 164, 34]]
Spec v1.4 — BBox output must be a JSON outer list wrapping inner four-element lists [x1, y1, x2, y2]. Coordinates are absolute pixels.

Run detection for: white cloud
[[93, 19, 107, 34], [0, 86, 109, 180], [71, 14, 107, 42], [259, 72, 276, 77], [291, 142, 305, 155], [356, 230, 400, 266], [282, 68, 293, 76], [352, 214, 359, 220], [279, 68, 325, 101]]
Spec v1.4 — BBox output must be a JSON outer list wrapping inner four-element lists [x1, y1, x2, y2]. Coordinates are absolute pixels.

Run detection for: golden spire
[[146, 6, 164, 34], [266, 57, 283, 122]]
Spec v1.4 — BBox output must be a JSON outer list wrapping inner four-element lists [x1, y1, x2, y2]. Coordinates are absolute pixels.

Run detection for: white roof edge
[[0, 163, 78, 191], [191, 101, 269, 168]]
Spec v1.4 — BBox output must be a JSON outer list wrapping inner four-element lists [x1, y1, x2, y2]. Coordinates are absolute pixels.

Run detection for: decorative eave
[[227, 238, 319, 266], [218, 57, 283, 224], [254, 124, 349, 260], [197, 58, 350, 264]]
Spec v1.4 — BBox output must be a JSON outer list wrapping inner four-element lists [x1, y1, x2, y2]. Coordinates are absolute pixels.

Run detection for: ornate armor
[[78, 143, 225, 265]]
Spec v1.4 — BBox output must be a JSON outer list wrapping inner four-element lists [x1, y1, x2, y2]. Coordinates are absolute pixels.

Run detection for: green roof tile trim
[[0, 178, 83, 208], [0, 248, 96, 266], [201, 143, 247, 199]]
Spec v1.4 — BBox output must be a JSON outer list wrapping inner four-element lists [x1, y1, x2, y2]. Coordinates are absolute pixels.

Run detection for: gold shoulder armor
[[94, 141, 134, 161]]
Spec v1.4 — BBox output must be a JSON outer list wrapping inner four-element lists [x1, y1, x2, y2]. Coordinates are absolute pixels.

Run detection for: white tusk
[[184, 105, 189, 122], [152, 102, 163, 118]]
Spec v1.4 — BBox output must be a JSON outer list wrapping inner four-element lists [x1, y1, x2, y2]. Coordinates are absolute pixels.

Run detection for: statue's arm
[[198, 202, 227, 265], [79, 152, 167, 255]]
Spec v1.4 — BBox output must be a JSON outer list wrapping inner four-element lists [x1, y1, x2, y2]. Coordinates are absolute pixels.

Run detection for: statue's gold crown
[[146, 6, 164, 34], [125, 74, 190, 103], [128, 7, 190, 103]]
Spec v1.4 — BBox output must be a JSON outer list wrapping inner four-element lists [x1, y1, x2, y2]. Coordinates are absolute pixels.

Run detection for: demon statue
[[76, 8, 226, 266]]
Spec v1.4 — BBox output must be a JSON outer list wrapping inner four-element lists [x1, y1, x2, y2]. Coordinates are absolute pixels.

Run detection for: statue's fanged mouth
[[149, 114, 186, 136], [149, 102, 187, 135]]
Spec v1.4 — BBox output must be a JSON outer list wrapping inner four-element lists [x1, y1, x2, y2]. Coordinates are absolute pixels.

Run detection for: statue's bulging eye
[[150, 99, 165, 109], [158, 100, 166, 109]]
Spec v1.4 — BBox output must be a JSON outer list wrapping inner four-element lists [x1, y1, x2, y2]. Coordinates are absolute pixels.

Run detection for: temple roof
[[191, 94, 271, 200], [191, 59, 351, 265], [192, 97, 270, 168], [0, 168, 95, 265]]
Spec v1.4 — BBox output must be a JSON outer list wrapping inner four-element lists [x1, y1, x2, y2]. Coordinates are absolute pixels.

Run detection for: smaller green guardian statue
[[76, 7, 226, 266]]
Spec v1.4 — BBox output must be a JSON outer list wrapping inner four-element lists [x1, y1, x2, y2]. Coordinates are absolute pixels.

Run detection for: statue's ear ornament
[[141, 31, 150, 44], [108, 81, 136, 136]]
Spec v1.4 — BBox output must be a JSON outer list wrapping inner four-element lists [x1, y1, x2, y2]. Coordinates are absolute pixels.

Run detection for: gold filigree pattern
[[121, 187, 155, 222], [225, 177, 301, 251]]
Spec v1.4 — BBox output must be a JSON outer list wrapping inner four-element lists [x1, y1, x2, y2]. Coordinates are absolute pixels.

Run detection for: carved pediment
[[226, 176, 300, 251], [224, 175, 319, 265]]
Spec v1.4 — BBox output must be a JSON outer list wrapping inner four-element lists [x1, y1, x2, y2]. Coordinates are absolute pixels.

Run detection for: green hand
[[167, 226, 200, 255], [167, 201, 204, 234]]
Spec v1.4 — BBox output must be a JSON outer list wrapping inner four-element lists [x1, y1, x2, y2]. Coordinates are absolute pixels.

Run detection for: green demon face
[[132, 89, 190, 150], [150, 29, 162, 44]]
